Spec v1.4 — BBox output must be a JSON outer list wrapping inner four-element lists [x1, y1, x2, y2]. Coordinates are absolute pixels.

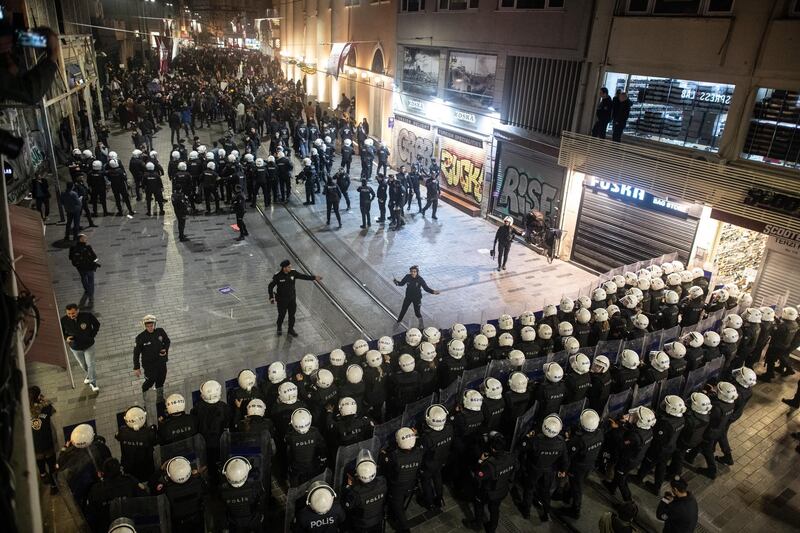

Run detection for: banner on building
[[438, 128, 486, 206], [393, 114, 435, 168], [326, 43, 352, 80], [491, 142, 565, 226]]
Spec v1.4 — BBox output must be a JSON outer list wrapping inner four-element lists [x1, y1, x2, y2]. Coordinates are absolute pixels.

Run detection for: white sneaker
[[89, 384, 100, 393], [83, 377, 92, 384]]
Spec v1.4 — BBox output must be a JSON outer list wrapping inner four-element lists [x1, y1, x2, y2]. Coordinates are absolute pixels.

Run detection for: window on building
[[344, 0, 360, 6], [742, 88, 800, 170], [440, 0, 478, 10], [401, 0, 425, 11], [790, 0, 800, 16], [603, 72, 735, 152], [402, 47, 440, 96], [624, 0, 733, 15], [446, 51, 497, 108], [498, 0, 564, 9]]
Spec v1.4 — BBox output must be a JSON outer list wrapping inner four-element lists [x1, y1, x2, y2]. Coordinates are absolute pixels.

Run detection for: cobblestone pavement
[[27, 121, 800, 532]]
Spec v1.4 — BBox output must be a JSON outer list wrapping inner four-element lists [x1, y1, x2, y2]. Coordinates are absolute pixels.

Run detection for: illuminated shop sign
[[586, 177, 690, 218], [395, 93, 497, 134]]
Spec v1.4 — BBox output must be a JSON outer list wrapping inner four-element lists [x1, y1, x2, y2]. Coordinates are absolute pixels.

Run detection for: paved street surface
[[28, 121, 800, 532]]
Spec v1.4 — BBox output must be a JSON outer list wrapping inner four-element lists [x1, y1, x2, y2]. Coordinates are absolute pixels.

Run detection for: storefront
[[571, 176, 702, 272], [752, 226, 800, 307]]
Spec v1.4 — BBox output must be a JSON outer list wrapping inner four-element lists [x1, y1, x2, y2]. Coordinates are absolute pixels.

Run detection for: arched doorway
[[369, 48, 385, 139]]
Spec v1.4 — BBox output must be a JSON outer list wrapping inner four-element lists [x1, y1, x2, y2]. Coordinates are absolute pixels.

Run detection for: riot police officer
[[481, 378, 506, 433], [602, 406, 655, 502], [341, 138, 354, 174], [336, 169, 351, 210], [439, 339, 466, 388], [292, 481, 347, 532], [638, 395, 686, 493], [516, 415, 568, 522], [343, 450, 387, 533], [219, 456, 265, 532], [717, 367, 756, 465], [668, 392, 711, 478], [686, 382, 737, 479], [587, 355, 612, 413], [357, 179, 375, 229], [612, 350, 641, 393], [639, 350, 670, 386], [158, 394, 197, 445], [376, 142, 390, 177], [420, 173, 440, 219], [191, 380, 230, 478], [564, 354, 592, 403], [418, 404, 453, 510], [159, 456, 206, 531], [115, 406, 157, 483], [106, 159, 135, 216], [326, 396, 374, 449], [564, 410, 603, 518], [202, 161, 222, 214], [171, 183, 190, 242], [133, 314, 171, 401], [276, 151, 294, 202], [325, 178, 343, 228], [464, 432, 518, 533], [306, 369, 339, 425], [534, 363, 566, 420], [503, 372, 532, 435], [143, 162, 165, 216], [375, 173, 388, 223], [85, 458, 145, 532], [286, 408, 328, 487], [381, 428, 423, 533], [386, 354, 422, 419]]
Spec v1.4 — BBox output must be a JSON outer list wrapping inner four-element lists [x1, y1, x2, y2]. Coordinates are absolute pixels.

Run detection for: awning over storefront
[[10, 206, 68, 369], [326, 42, 353, 80]]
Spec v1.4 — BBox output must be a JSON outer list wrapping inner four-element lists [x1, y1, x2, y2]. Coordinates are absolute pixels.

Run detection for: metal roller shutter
[[752, 250, 798, 308], [572, 187, 699, 272]]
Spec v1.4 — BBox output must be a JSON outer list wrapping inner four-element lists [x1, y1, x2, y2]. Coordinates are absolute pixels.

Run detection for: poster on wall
[[446, 51, 496, 108], [393, 114, 436, 168], [491, 142, 564, 227], [402, 47, 440, 97], [438, 128, 486, 207]]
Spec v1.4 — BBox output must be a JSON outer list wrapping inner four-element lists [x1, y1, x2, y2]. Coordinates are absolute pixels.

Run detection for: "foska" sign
[[586, 176, 690, 218]]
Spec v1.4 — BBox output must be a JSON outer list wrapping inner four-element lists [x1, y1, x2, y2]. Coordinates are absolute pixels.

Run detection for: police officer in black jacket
[[492, 217, 523, 271], [336, 169, 351, 210], [638, 395, 686, 493], [388, 175, 407, 230], [375, 174, 388, 223], [293, 481, 347, 532], [381, 428, 423, 533], [602, 406, 655, 502], [516, 415, 568, 522], [158, 456, 206, 531], [325, 178, 343, 228], [565, 410, 604, 518], [344, 450, 387, 533], [191, 380, 230, 480], [286, 408, 328, 487], [418, 404, 453, 510], [464, 432, 518, 533], [420, 174, 441, 219], [356, 179, 376, 229], [85, 458, 146, 532], [171, 184, 190, 242], [268, 260, 322, 337], [219, 456, 265, 532], [133, 313, 171, 398], [115, 406, 158, 483], [393, 265, 440, 323], [158, 393, 197, 445], [143, 161, 165, 216], [106, 159, 135, 216]]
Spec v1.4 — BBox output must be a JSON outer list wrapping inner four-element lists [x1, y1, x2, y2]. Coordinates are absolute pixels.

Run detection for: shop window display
[[712, 223, 767, 291], [445, 51, 497, 108], [742, 88, 800, 170]]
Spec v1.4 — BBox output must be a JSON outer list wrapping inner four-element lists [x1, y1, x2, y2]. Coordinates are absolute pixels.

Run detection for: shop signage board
[[763, 224, 800, 258], [585, 177, 693, 219], [395, 93, 496, 135], [438, 128, 486, 206]]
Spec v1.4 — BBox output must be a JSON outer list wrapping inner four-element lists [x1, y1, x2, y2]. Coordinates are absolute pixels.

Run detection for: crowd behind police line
[[47, 47, 442, 245], [36, 257, 800, 533]]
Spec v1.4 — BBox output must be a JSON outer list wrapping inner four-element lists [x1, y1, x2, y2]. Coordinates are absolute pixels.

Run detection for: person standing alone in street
[[656, 476, 698, 533], [69, 234, 99, 309], [60, 303, 101, 392], [357, 178, 375, 229], [133, 315, 171, 402], [268, 260, 323, 337], [591, 87, 613, 139], [394, 265, 440, 323], [492, 217, 523, 272]]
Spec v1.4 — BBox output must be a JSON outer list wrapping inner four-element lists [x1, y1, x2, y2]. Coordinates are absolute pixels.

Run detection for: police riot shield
[[55, 444, 103, 530], [109, 495, 171, 533], [558, 399, 586, 431], [522, 356, 548, 384], [682, 367, 707, 397], [642, 331, 663, 357], [679, 323, 701, 338], [191, 369, 228, 408], [437, 378, 461, 412], [373, 415, 403, 449], [658, 376, 685, 405], [704, 356, 724, 383], [578, 346, 596, 360], [695, 316, 717, 334], [511, 401, 539, 452], [154, 433, 207, 472], [602, 389, 632, 421], [595, 340, 623, 365], [547, 350, 569, 369], [661, 326, 682, 346], [622, 338, 645, 360], [707, 309, 725, 330], [487, 359, 516, 384], [333, 438, 379, 494], [219, 429, 272, 486], [631, 382, 658, 409], [460, 365, 489, 395], [285, 469, 333, 533], [402, 394, 435, 429]]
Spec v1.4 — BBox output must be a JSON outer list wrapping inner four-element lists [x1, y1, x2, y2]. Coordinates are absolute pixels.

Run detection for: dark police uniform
[[357, 181, 376, 228], [219, 478, 265, 532], [394, 273, 436, 322], [268, 268, 318, 334], [473, 449, 518, 533], [292, 500, 347, 532], [115, 423, 158, 482], [381, 444, 423, 532], [343, 475, 387, 533], [133, 326, 171, 393], [158, 411, 197, 446], [286, 426, 327, 487], [418, 423, 453, 509]]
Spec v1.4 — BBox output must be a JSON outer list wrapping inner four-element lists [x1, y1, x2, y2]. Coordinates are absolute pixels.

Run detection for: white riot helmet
[[519, 311, 536, 327], [303, 157, 312, 167], [687, 286, 704, 300], [238, 369, 256, 391], [91, 160, 102, 171], [227, 154, 236, 162], [650, 278, 665, 291], [716, 381, 739, 404], [710, 288, 729, 304], [268, 361, 287, 384], [166, 394, 185, 415], [602, 280, 618, 295], [690, 392, 712, 415], [592, 355, 611, 373], [479, 324, 497, 340], [612, 274, 626, 288], [108, 518, 137, 533], [593, 308, 609, 322], [355, 450, 377, 483], [344, 138, 352, 146], [473, 334, 489, 351], [314, 138, 323, 147], [353, 339, 369, 357], [624, 271, 638, 286], [425, 404, 448, 431], [451, 323, 468, 341], [620, 349, 640, 370], [277, 151, 285, 158], [569, 353, 591, 374], [682, 331, 704, 348], [538, 324, 553, 340], [247, 399, 267, 417], [145, 162, 155, 171], [543, 304, 558, 318], [482, 378, 503, 400], [278, 382, 298, 404], [171, 150, 180, 161], [419, 342, 437, 362], [378, 336, 394, 354], [637, 268, 652, 279], [329, 349, 347, 367], [265, 155, 275, 163], [166, 457, 192, 484], [346, 364, 364, 384], [70, 424, 95, 448], [124, 407, 147, 431], [743, 308, 762, 324], [405, 328, 422, 346], [291, 408, 313, 434], [580, 409, 600, 432], [542, 415, 563, 438], [82, 149, 93, 158], [200, 380, 222, 403], [664, 341, 686, 359], [626, 287, 644, 302], [508, 349, 525, 367], [244, 153, 254, 162], [671, 260, 684, 272], [223, 456, 251, 488], [366, 350, 383, 368], [205, 152, 214, 161], [703, 330, 720, 347], [520, 326, 536, 342], [563, 336, 580, 355], [607, 304, 621, 316], [723, 283, 740, 299], [188, 150, 198, 160], [664, 291, 680, 305], [109, 159, 120, 169], [679, 270, 694, 284], [544, 362, 564, 383], [739, 293, 753, 308], [232, 150, 240, 158], [311, 148, 318, 156], [255, 158, 265, 167], [307, 481, 336, 514], [396, 427, 417, 450], [206, 162, 215, 170], [498, 314, 514, 331], [398, 353, 416, 372], [177, 161, 186, 171], [448, 339, 465, 359], [463, 389, 484, 411], [72, 148, 81, 156], [498, 332, 514, 347], [760, 307, 775, 322], [650, 350, 670, 372], [633, 314, 649, 330], [575, 308, 591, 325], [317, 369, 334, 389], [339, 396, 358, 416], [620, 295, 638, 310], [663, 395, 686, 417], [301, 354, 320, 375], [324, 135, 332, 144], [732, 366, 757, 388], [782, 306, 799, 321], [509, 372, 529, 394], [558, 321, 574, 337], [723, 314, 743, 330], [132, 149, 143, 158], [560, 297, 575, 313], [691, 267, 705, 279], [631, 406, 656, 430], [666, 273, 682, 287]]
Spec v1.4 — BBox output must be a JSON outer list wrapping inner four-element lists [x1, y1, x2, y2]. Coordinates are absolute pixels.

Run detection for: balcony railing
[[558, 131, 800, 234]]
